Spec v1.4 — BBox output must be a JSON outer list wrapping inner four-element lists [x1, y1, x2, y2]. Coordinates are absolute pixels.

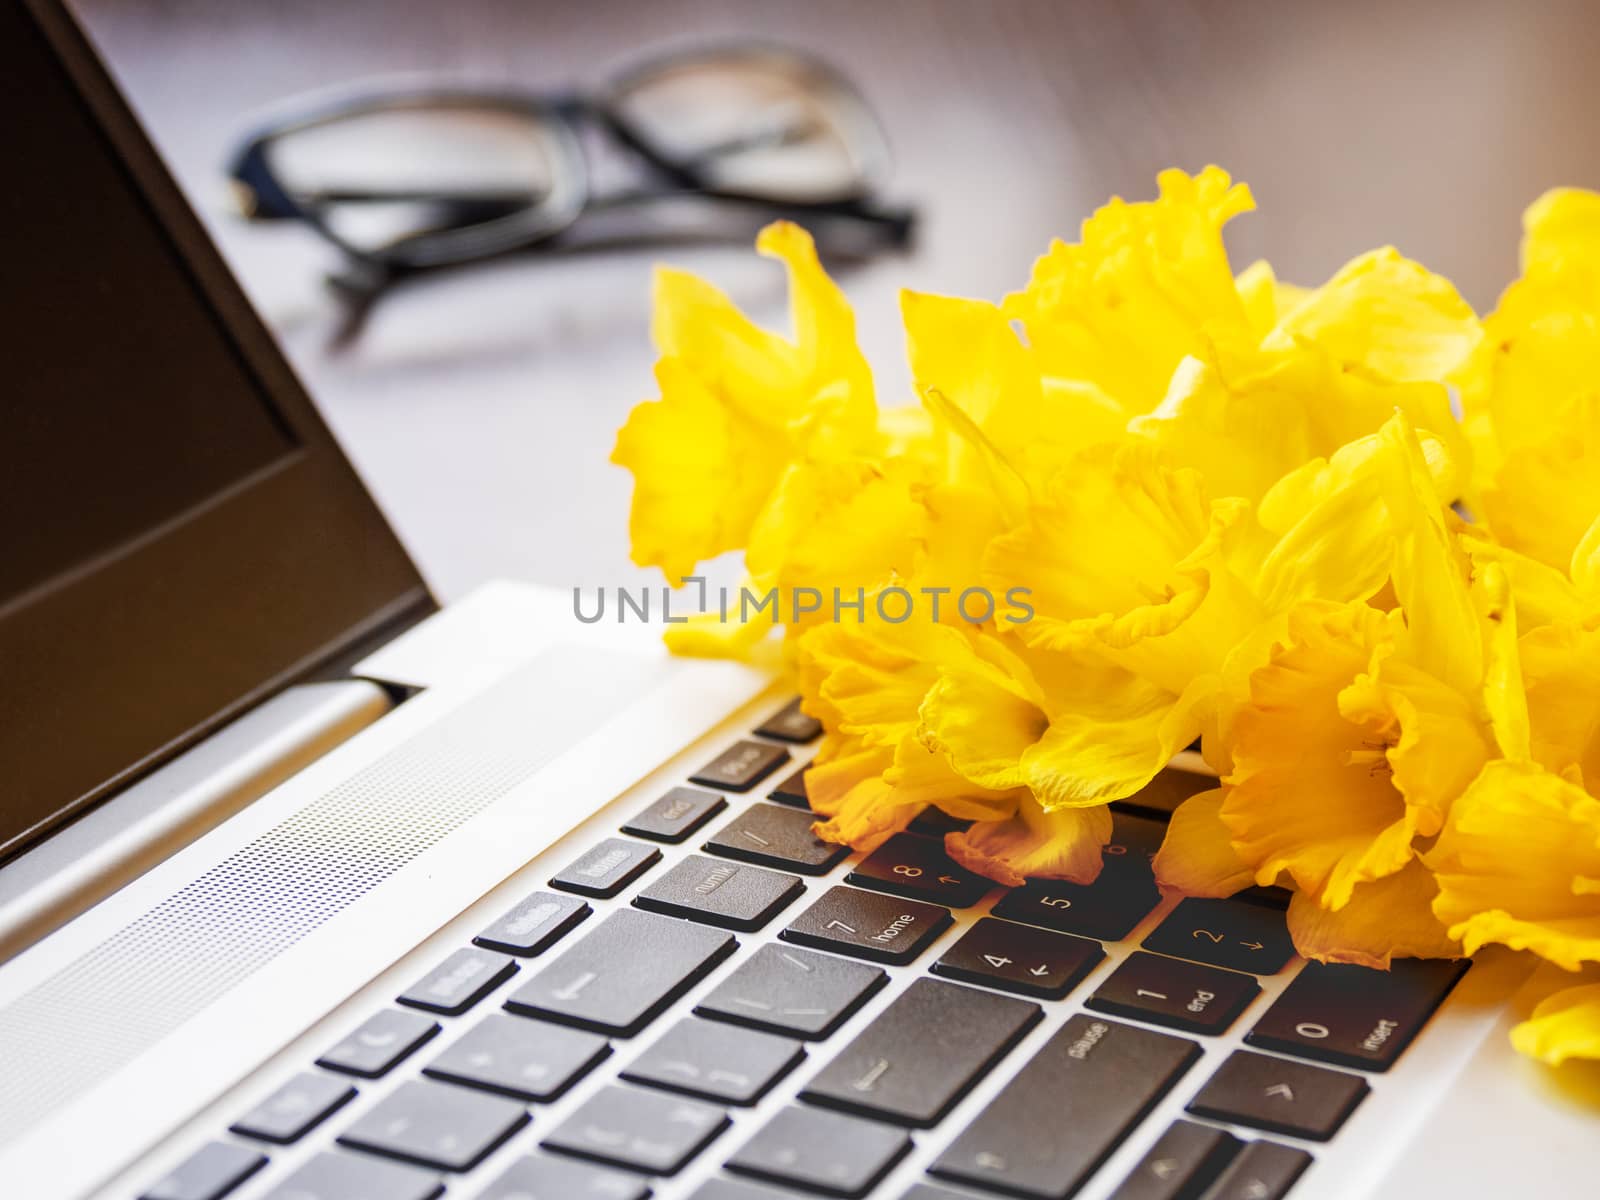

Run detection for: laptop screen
[[0, 2, 432, 861], [1, 40, 300, 613]]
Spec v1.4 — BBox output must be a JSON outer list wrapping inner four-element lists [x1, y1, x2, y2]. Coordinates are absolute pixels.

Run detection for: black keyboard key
[[622, 1017, 804, 1105], [990, 875, 1159, 943], [692, 740, 791, 791], [1202, 1140, 1313, 1200], [552, 838, 663, 898], [768, 767, 810, 807], [543, 1084, 729, 1174], [1186, 1051, 1368, 1141], [423, 1012, 609, 1101], [1246, 958, 1470, 1071], [1087, 952, 1260, 1036], [261, 1152, 441, 1200], [755, 699, 823, 743], [988, 812, 1165, 941], [475, 891, 590, 956], [695, 943, 887, 1039], [1107, 1120, 1239, 1200], [316, 1009, 439, 1077], [898, 1186, 983, 1200], [906, 808, 971, 838], [802, 978, 1040, 1127], [930, 1015, 1201, 1199], [726, 1105, 911, 1197], [691, 1180, 813, 1200], [141, 1142, 265, 1200], [782, 886, 952, 966], [847, 834, 994, 907], [1233, 885, 1293, 910], [1143, 899, 1296, 975], [229, 1072, 354, 1143], [506, 908, 736, 1036], [339, 1079, 528, 1171], [398, 947, 518, 1015], [705, 803, 850, 874], [624, 787, 729, 843], [479, 1152, 652, 1200], [635, 855, 805, 931], [931, 917, 1104, 999], [1088, 807, 1166, 873]]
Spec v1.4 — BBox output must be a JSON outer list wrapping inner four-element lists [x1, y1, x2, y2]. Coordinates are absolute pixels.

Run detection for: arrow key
[[847, 834, 995, 907], [1106, 1119, 1239, 1200], [1202, 1139, 1313, 1200], [1142, 898, 1296, 974], [1186, 1050, 1367, 1141], [932, 917, 1104, 999]]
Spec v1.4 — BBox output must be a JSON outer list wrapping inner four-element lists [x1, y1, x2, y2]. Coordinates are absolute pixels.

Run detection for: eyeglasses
[[227, 42, 915, 323]]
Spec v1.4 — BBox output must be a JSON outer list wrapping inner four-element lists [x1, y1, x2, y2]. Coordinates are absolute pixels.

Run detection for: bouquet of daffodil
[[611, 167, 1600, 1067]]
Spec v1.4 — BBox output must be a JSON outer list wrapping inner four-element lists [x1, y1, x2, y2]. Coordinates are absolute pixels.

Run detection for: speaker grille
[[0, 646, 660, 1141]]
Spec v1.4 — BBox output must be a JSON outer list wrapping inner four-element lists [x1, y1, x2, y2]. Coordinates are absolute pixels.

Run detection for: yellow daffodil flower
[[1154, 417, 1523, 967], [612, 222, 878, 583], [1003, 165, 1256, 415], [1457, 188, 1600, 571], [1429, 759, 1600, 971], [609, 172, 1600, 1071]]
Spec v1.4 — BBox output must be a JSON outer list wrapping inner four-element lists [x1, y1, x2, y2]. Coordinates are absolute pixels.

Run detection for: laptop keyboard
[[141, 699, 1469, 1200]]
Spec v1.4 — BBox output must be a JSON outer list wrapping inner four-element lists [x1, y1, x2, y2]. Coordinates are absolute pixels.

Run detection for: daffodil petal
[[1004, 166, 1254, 411], [945, 795, 1113, 888], [1521, 623, 1600, 788], [1510, 981, 1600, 1065], [1286, 859, 1460, 968], [613, 357, 793, 580], [1021, 662, 1213, 808], [809, 776, 925, 855], [1153, 788, 1256, 898], [1235, 258, 1312, 338], [1262, 246, 1481, 384], [918, 653, 1048, 793], [1223, 602, 1426, 908], [1429, 759, 1600, 972]]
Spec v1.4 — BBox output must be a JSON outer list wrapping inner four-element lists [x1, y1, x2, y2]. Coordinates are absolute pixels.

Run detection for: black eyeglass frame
[[228, 42, 916, 276]]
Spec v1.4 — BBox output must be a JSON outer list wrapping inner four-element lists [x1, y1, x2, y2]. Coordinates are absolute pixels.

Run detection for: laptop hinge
[[0, 679, 393, 964]]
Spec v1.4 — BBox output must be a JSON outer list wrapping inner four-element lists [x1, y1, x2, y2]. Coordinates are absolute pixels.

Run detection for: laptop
[[1, 3, 1592, 1198]]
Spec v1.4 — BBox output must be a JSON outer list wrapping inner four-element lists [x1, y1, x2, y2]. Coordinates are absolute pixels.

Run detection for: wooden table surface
[[72, 0, 1600, 602]]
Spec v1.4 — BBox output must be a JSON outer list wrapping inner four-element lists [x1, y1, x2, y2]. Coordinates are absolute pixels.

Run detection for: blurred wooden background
[[71, 0, 1600, 601]]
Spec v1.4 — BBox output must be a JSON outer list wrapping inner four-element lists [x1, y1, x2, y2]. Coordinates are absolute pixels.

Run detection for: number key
[[847, 833, 994, 907], [1087, 951, 1259, 1035], [991, 874, 1158, 942], [989, 811, 1164, 941], [1245, 958, 1469, 1070], [1142, 898, 1295, 974], [932, 918, 1104, 999], [781, 885, 952, 965]]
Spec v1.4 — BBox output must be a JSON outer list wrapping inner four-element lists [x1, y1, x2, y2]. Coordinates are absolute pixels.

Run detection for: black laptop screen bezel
[[2, 0, 436, 862]]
